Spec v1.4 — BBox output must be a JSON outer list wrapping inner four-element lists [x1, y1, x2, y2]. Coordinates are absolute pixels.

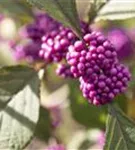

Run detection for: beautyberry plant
[[1, 0, 135, 150]]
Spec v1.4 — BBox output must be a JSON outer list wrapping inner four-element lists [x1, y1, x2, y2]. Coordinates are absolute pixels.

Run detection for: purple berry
[[98, 81, 106, 88], [110, 68, 117, 75]]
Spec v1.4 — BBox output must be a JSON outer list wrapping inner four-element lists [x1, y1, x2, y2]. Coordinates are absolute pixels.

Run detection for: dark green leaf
[[104, 103, 135, 150], [88, 0, 107, 24], [0, 66, 37, 107], [0, 65, 40, 149], [27, 0, 82, 37], [115, 94, 127, 113], [35, 106, 51, 141]]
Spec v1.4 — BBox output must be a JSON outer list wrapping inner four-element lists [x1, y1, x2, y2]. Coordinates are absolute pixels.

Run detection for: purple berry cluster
[[39, 22, 91, 63], [39, 26, 76, 63], [80, 63, 130, 105], [67, 31, 118, 78], [56, 64, 74, 78], [66, 31, 131, 105], [38, 21, 91, 78]]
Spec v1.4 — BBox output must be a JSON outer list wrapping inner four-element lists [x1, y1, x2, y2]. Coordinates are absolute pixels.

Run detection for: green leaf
[[104, 103, 135, 150], [27, 0, 82, 37], [96, 0, 135, 21], [35, 106, 51, 141], [115, 94, 127, 113], [69, 82, 106, 128], [88, 0, 107, 24], [0, 66, 37, 107], [0, 66, 40, 149]]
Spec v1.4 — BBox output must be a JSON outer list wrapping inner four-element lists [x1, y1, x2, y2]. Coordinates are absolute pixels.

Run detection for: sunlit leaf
[[96, 0, 135, 21], [0, 66, 37, 107], [0, 66, 40, 149]]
